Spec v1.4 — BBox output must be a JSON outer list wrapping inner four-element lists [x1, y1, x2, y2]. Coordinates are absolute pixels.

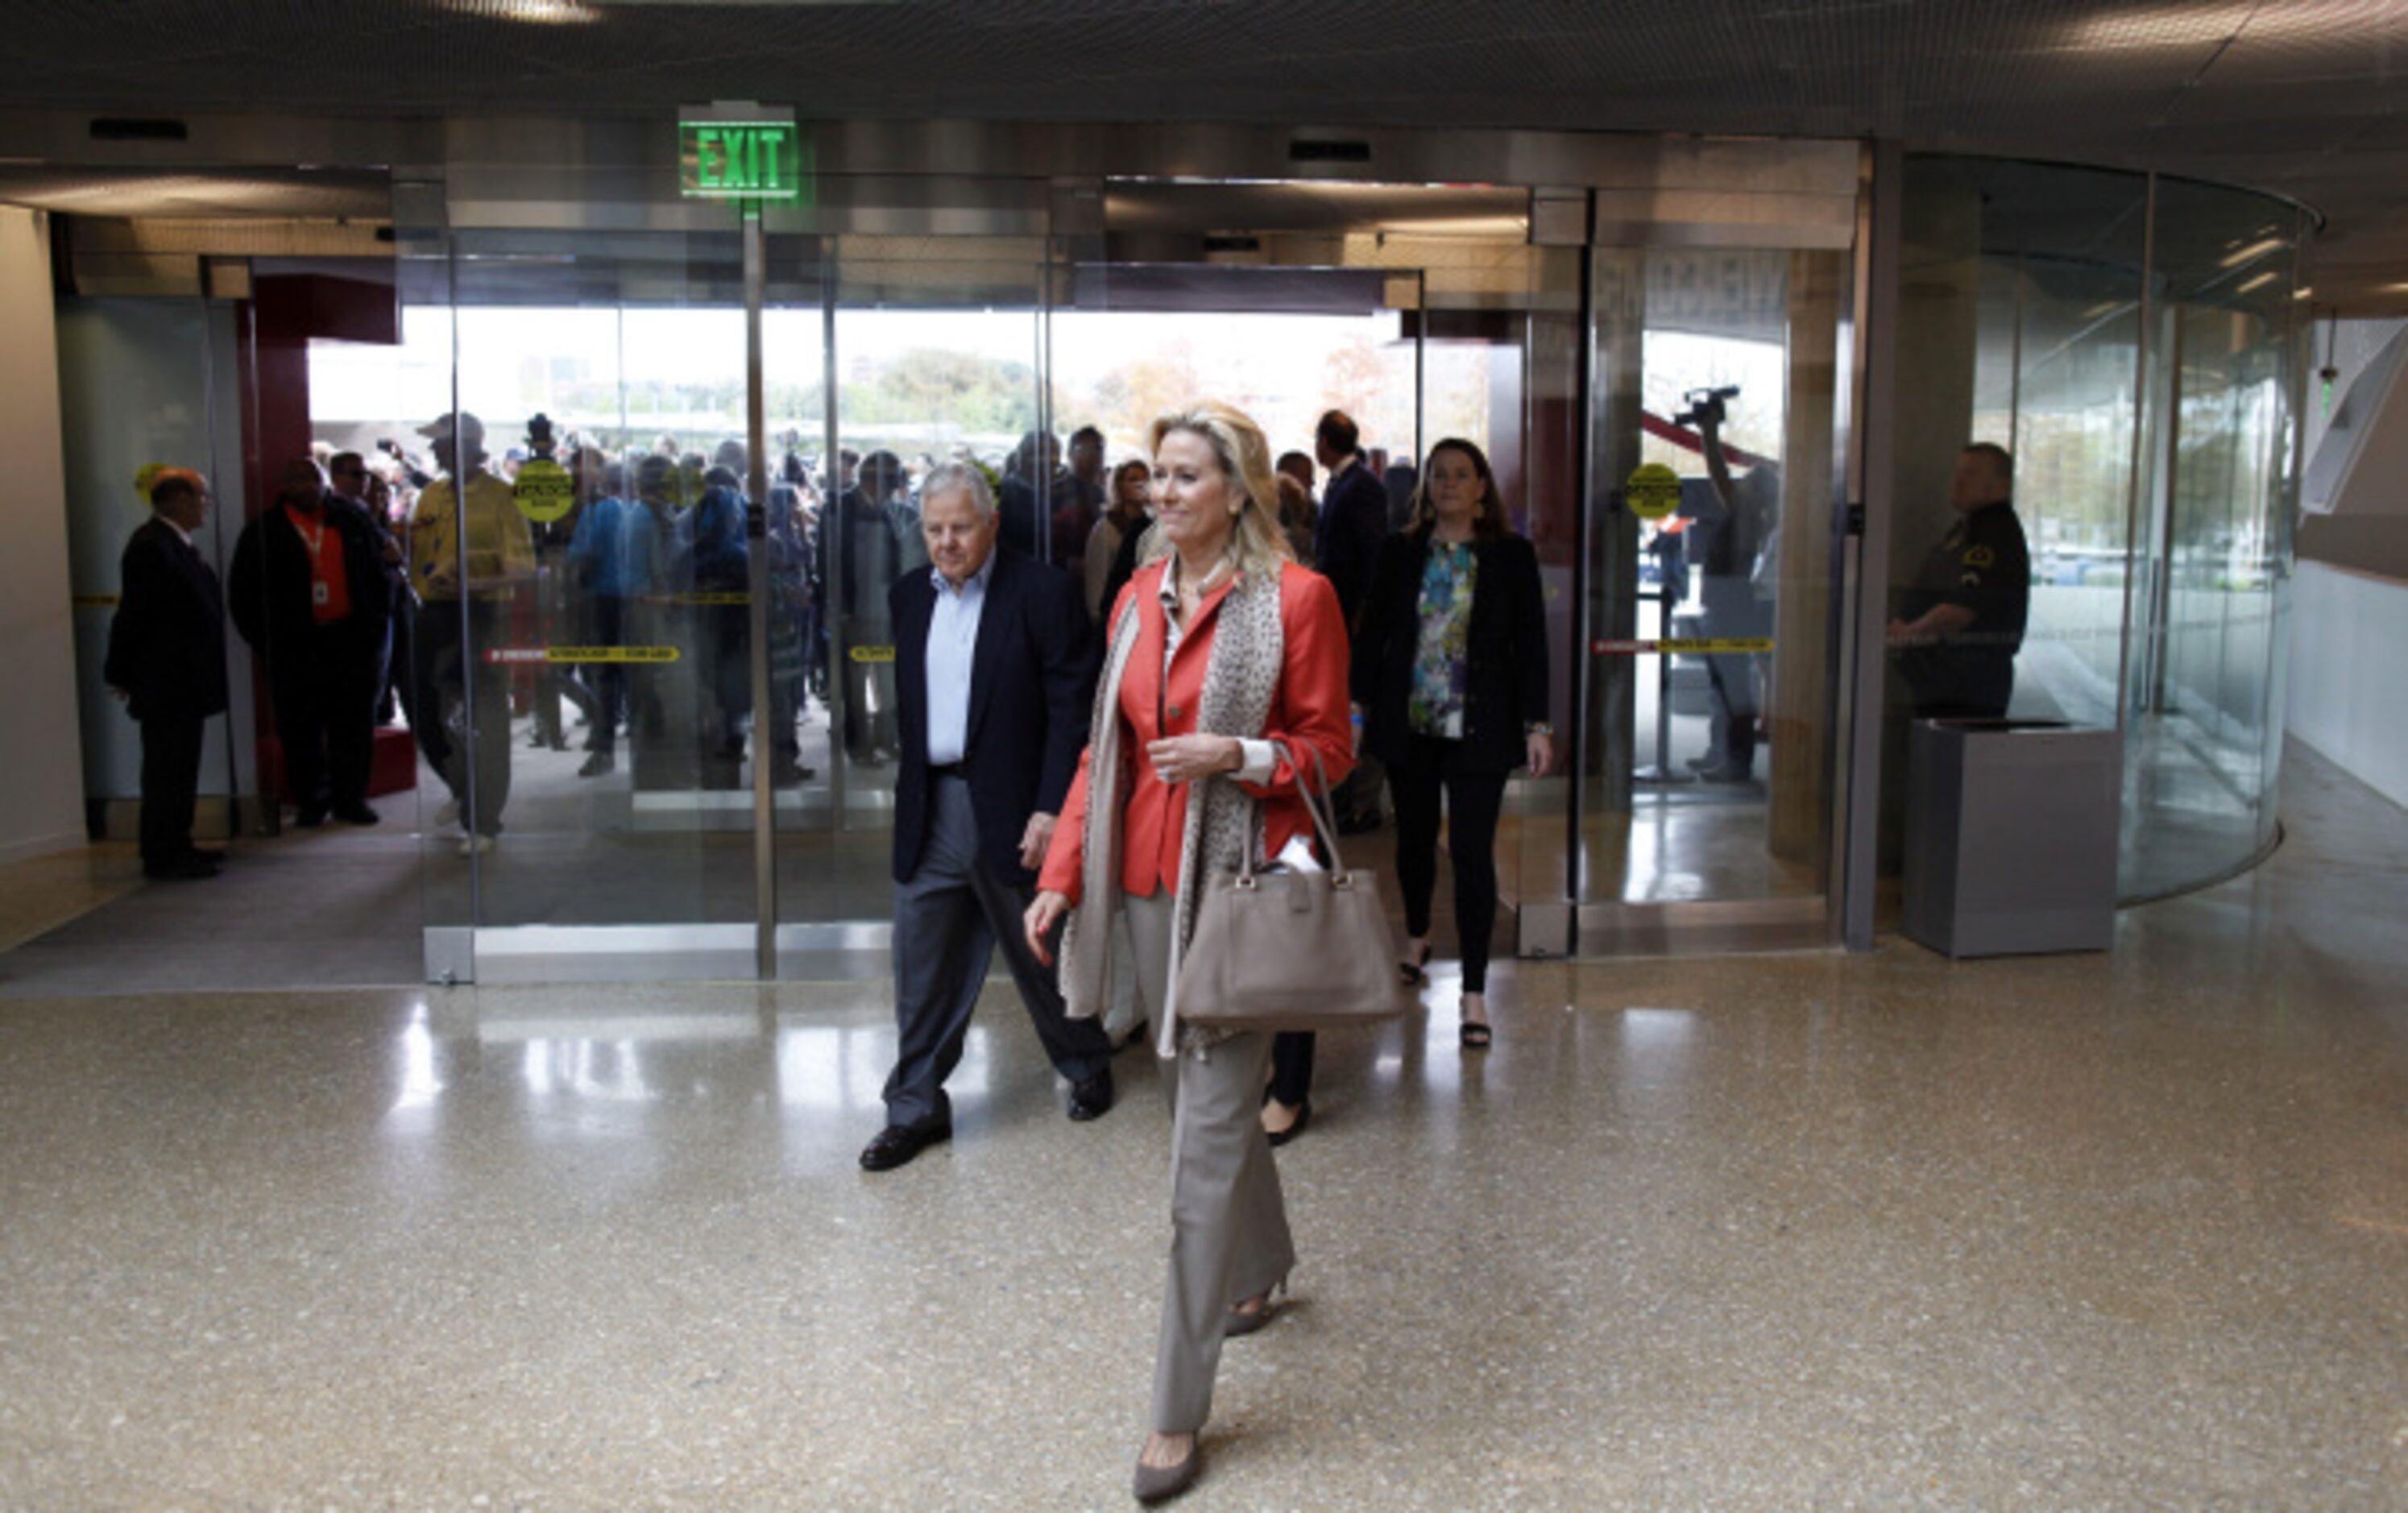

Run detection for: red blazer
[[1041, 559, 1354, 905]]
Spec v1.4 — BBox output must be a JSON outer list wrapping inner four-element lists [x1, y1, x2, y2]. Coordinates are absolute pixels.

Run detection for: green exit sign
[[680, 119, 808, 203]]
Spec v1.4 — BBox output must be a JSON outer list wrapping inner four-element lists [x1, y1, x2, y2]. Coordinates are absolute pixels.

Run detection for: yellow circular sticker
[[513, 458, 575, 524], [1626, 462, 1683, 521]]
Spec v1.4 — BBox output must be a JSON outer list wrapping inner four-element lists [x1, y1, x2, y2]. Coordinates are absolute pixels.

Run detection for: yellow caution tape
[[485, 646, 682, 664], [1593, 636, 1774, 654]]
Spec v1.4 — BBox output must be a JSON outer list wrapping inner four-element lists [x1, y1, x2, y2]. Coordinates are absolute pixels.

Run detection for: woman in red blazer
[[1025, 401, 1353, 1503]]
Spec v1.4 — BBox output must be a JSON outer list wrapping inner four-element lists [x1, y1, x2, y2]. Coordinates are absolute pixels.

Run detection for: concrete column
[[1877, 164, 1986, 868], [1765, 247, 1844, 868], [0, 208, 89, 864]]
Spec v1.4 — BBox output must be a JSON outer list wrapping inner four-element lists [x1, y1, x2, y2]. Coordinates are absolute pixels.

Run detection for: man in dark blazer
[[1311, 408, 1393, 831], [230, 458, 395, 827], [104, 468, 229, 881], [860, 462, 1117, 1172]]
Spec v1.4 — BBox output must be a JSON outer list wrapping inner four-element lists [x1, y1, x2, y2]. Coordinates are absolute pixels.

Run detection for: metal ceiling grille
[[0, 1, 2402, 296]]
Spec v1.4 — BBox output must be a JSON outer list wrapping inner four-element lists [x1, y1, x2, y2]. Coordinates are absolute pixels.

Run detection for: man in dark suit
[[104, 468, 229, 881], [860, 462, 1117, 1172], [1311, 408, 1392, 831], [230, 458, 395, 827], [1311, 409, 1389, 640]]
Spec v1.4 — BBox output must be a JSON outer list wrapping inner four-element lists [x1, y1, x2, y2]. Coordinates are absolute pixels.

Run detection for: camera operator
[[1683, 388, 1777, 782]]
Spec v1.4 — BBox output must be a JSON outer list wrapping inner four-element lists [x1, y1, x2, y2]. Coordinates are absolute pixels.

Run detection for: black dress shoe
[[1067, 1072, 1115, 1122], [332, 802, 380, 825], [1265, 1097, 1311, 1148], [143, 855, 221, 881], [859, 1121, 951, 1172]]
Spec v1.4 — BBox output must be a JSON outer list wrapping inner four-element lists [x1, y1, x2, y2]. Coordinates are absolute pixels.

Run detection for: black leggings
[[1390, 734, 1511, 993]]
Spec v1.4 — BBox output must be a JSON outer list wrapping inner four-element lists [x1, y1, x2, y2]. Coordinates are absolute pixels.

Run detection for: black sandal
[[1460, 1018, 1493, 1050], [1399, 942, 1432, 985]]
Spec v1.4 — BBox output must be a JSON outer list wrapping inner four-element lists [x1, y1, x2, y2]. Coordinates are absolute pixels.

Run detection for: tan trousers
[[1123, 889, 1297, 1433]]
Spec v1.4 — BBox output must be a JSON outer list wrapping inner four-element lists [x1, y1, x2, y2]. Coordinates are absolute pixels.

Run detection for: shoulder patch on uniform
[[1962, 545, 1995, 568]]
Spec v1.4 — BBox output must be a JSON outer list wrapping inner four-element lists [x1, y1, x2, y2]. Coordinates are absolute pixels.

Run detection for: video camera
[[1679, 385, 1739, 429]]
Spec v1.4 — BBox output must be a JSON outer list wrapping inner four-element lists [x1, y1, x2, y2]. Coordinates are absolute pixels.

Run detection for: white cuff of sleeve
[[1235, 738, 1279, 786]]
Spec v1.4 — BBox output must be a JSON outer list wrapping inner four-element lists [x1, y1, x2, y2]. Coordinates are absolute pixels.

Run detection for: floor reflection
[[374, 982, 1022, 1143], [1, 742, 2402, 1507]]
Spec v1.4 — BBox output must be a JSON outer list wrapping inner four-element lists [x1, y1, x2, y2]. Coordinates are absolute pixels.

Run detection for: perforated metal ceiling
[[1, 0, 2402, 305]]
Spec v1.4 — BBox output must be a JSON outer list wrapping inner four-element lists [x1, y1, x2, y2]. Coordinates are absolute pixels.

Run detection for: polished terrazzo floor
[[2, 744, 2405, 1508]]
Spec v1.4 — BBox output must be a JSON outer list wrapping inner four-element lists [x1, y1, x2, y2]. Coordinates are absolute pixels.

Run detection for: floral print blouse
[[1408, 541, 1478, 739]]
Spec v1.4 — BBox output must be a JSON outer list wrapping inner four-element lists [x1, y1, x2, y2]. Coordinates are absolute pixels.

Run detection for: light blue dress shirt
[[923, 551, 997, 766]]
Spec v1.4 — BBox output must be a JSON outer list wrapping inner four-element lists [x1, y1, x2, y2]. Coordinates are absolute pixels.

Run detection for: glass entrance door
[[389, 226, 779, 980], [368, 148, 1867, 981], [771, 241, 1048, 972], [1574, 238, 1859, 952]]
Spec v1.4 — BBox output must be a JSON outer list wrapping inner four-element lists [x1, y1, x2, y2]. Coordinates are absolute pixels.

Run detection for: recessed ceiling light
[[2234, 271, 2279, 295], [451, 0, 602, 23], [2217, 238, 2285, 270]]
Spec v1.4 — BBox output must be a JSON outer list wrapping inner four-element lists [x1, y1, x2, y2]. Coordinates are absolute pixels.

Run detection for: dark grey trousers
[[882, 773, 1113, 1129]]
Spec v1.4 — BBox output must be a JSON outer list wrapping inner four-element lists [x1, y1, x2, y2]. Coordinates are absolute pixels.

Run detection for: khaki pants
[[1122, 889, 1296, 1433]]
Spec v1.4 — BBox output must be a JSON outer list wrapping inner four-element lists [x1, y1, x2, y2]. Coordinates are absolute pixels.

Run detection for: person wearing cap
[[406, 412, 536, 855], [229, 457, 394, 827], [104, 467, 230, 881]]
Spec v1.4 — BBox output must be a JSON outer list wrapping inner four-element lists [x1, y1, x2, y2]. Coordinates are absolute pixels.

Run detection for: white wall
[[0, 208, 89, 865], [2288, 561, 2408, 810], [2286, 316, 2408, 810]]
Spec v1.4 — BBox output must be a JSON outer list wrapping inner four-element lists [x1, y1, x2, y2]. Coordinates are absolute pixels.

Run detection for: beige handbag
[[1175, 742, 1408, 1032]]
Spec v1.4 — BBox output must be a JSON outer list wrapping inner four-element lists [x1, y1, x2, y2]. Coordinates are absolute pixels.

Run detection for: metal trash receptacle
[[1902, 719, 2121, 958]]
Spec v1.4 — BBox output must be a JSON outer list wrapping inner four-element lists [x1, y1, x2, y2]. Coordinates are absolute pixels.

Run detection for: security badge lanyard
[[296, 512, 331, 607]]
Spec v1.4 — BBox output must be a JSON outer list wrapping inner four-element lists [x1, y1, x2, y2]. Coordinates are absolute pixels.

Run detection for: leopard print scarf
[[1060, 562, 1287, 1057]]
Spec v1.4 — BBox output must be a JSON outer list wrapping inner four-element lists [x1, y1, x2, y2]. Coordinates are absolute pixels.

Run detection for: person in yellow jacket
[[407, 412, 535, 856]]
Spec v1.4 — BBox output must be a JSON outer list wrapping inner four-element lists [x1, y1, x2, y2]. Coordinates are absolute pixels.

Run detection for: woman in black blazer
[[1352, 438, 1552, 1047]]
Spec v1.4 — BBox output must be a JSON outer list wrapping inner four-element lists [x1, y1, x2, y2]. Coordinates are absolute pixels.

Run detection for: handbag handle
[[1237, 738, 1353, 888]]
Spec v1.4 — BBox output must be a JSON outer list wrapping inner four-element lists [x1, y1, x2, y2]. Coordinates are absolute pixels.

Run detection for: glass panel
[[1579, 247, 1849, 910], [1892, 155, 2301, 904], [58, 293, 254, 852], [377, 228, 764, 953], [1881, 157, 2147, 909], [773, 246, 1045, 961], [2122, 183, 2302, 897], [1511, 252, 1589, 927]]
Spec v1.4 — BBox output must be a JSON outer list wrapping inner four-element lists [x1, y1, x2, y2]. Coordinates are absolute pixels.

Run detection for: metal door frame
[[1568, 143, 1883, 957]]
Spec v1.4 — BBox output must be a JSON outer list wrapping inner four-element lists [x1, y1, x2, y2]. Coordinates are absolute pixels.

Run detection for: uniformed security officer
[[1887, 441, 2029, 719]]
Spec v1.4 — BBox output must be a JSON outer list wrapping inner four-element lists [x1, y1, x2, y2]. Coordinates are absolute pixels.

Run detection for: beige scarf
[[1060, 563, 1287, 1057]]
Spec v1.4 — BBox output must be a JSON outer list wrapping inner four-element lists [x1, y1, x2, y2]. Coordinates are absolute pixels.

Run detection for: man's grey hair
[[918, 462, 996, 520]]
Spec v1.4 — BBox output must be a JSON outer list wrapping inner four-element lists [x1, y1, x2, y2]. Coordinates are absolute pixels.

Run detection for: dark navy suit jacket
[[889, 545, 1096, 887], [104, 516, 229, 723], [1312, 456, 1390, 641]]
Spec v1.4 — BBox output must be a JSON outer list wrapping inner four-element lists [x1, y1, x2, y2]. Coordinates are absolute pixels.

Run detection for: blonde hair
[[1142, 401, 1295, 582]]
